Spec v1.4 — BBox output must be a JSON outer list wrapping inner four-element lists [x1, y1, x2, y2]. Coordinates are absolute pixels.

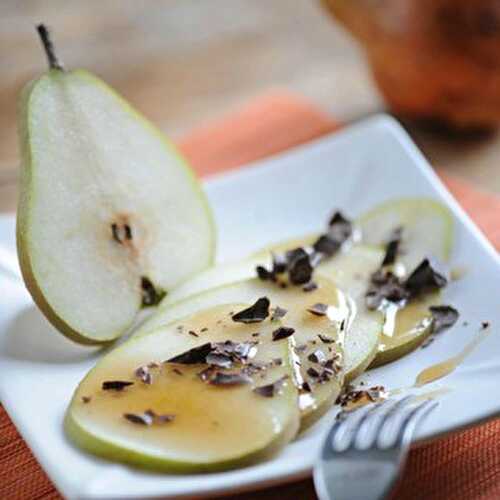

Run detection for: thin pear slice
[[315, 246, 384, 380], [136, 277, 347, 429], [369, 293, 440, 369], [157, 245, 384, 381], [17, 27, 214, 344], [252, 243, 384, 380], [66, 304, 299, 472], [357, 198, 453, 272]]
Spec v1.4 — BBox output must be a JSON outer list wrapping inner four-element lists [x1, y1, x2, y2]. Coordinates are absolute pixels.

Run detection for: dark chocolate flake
[[404, 259, 447, 296], [307, 303, 330, 316], [312, 234, 340, 257], [124, 412, 153, 426], [81, 396, 91, 404], [208, 371, 251, 386], [307, 367, 320, 378], [482, 321, 490, 329], [381, 227, 403, 266], [300, 381, 312, 393], [253, 375, 289, 398], [232, 297, 270, 323], [272, 326, 295, 341], [366, 269, 410, 310], [188, 330, 199, 337], [308, 349, 327, 364], [206, 352, 233, 369], [271, 306, 288, 321], [429, 305, 459, 334], [318, 334, 335, 344], [288, 252, 313, 285], [302, 281, 318, 293], [134, 366, 152, 385], [167, 343, 214, 364], [102, 380, 134, 391]]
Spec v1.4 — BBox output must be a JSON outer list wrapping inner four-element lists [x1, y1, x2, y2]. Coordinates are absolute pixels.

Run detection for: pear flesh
[[17, 68, 214, 344], [135, 276, 354, 428], [66, 304, 299, 472]]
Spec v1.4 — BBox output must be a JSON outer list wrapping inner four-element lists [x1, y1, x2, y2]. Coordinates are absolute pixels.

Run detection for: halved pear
[[357, 198, 453, 272], [66, 304, 299, 472], [17, 26, 214, 344], [136, 276, 347, 428]]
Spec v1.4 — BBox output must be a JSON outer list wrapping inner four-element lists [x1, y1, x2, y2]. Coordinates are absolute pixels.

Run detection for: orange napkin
[[2, 92, 500, 500]]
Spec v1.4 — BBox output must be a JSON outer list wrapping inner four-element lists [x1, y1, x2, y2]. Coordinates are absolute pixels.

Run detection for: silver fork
[[313, 396, 438, 500]]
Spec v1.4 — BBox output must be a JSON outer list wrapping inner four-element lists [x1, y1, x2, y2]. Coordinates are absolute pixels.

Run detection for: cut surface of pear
[[136, 277, 347, 428], [66, 304, 299, 472], [357, 198, 453, 272], [17, 65, 214, 344]]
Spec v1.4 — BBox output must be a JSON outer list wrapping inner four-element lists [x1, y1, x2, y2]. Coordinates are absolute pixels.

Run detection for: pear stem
[[36, 24, 64, 71]]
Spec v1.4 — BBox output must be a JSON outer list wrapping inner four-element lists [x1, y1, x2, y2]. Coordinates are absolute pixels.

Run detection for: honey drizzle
[[415, 328, 489, 387]]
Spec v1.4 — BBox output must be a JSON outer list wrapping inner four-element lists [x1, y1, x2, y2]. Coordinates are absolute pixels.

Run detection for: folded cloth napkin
[[2, 92, 500, 500]]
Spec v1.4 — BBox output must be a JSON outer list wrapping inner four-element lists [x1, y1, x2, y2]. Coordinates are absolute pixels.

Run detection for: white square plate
[[1, 115, 499, 499]]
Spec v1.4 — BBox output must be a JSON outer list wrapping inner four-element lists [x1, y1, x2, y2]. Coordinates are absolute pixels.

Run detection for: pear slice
[[66, 304, 299, 472], [152, 245, 384, 382], [16, 26, 214, 344], [136, 277, 347, 429], [357, 198, 453, 272], [369, 293, 440, 368]]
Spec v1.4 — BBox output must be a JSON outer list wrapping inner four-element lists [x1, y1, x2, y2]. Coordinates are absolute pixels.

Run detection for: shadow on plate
[[2, 304, 102, 364]]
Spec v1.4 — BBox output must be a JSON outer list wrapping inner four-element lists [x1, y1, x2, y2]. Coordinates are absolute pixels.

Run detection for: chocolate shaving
[[102, 380, 134, 391], [302, 281, 318, 292], [381, 227, 403, 266], [318, 367, 335, 383], [271, 306, 288, 321], [312, 234, 340, 257], [172, 368, 183, 376], [81, 396, 91, 404], [318, 334, 335, 344], [141, 277, 166, 307], [124, 409, 175, 426], [482, 321, 490, 329], [205, 352, 233, 369], [429, 305, 459, 334], [201, 327, 209, 332], [253, 375, 289, 398], [307, 303, 330, 316], [124, 412, 153, 426], [404, 259, 447, 296], [365, 269, 410, 310], [232, 297, 270, 323], [134, 366, 152, 385], [206, 371, 251, 386], [300, 381, 312, 393], [288, 251, 314, 285], [307, 367, 320, 378], [272, 326, 295, 341], [188, 330, 199, 337], [308, 349, 326, 364], [167, 343, 214, 364]]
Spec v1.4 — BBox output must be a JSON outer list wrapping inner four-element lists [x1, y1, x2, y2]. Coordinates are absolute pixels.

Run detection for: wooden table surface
[[2, 0, 500, 214]]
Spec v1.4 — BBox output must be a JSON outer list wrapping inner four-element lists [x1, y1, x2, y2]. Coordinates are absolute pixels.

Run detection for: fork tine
[[392, 399, 438, 448], [330, 403, 381, 452]]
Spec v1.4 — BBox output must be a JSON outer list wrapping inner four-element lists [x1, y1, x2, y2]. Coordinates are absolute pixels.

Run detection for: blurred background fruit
[[322, 0, 500, 131]]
